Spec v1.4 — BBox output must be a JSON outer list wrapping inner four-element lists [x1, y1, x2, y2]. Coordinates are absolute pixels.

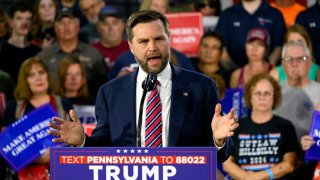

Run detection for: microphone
[[141, 74, 157, 91], [137, 74, 157, 147]]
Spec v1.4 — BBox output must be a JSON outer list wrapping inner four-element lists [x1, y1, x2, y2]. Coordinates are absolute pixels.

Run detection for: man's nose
[[291, 59, 300, 67], [148, 41, 157, 52]]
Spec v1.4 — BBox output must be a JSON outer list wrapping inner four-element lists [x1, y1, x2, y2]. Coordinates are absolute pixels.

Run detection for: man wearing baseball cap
[[92, 6, 129, 71], [37, 8, 108, 97], [55, 7, 77, 21]]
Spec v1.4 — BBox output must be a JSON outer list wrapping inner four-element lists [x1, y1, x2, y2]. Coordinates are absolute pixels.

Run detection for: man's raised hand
[[211, 103, 239, 147], [48, 109, 85, 147]]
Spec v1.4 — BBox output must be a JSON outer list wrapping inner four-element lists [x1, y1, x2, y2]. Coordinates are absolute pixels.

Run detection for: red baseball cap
[[246, 28, 270, 46]]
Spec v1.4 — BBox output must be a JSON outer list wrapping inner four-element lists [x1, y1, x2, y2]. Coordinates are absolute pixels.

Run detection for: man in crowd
[[37, 8, 107, 96], [274, 41, 320, 140], [79, 0, 105, 44], [92, 5, 129, 71], [0, 2, 41, 83], [274, 40, 320, 180]]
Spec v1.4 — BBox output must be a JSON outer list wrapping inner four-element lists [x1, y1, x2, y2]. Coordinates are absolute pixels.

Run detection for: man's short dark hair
[[126, 10, 170, 42], [9, 1, 33, 18]]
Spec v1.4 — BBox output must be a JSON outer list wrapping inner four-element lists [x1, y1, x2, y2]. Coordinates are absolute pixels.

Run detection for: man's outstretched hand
[[48, 110, 85, 147], [211, 103, 239, 147]]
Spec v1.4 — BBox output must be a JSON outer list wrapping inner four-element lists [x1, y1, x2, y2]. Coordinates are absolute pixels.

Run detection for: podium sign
[[73, 105, 96, 136], [50, 147, 217, 180]]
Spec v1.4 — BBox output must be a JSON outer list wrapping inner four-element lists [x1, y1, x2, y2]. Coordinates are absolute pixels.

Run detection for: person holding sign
[[1, 57, 73, 179], [49, 10, 238, 163], [273, 41, 320, 179], [223, 74, 299, 179], [301, 135, 319, 180]]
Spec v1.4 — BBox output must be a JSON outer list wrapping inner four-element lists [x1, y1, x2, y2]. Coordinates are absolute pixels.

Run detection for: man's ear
[[128, 41, 134, 54]]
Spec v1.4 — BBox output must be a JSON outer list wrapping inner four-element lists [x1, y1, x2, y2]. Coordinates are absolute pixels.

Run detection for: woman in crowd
[[192, 31, 230, 87], [269, 24, 320, 82], [31, 0, 57, 48], [193, 0, 221, 16], [55, 56, 94, 105], [230, 28, 273, 88], [1, 57, 72, 179], [224, 74, 299, 179]]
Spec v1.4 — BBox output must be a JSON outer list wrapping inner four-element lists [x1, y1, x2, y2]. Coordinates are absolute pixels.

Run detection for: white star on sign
[[123, 149, 128, 153], [137, 149, 142, 153], [116, 149, 121, 153], [130, 149, 135, 153], [144, 149, 149, 153]]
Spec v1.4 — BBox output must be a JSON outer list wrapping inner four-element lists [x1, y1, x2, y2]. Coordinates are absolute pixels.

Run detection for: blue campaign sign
[[50, 147, 217, 180], [0, 104, 62, 172], [221, 88, 249, 119], [305, 111, 320, 161]]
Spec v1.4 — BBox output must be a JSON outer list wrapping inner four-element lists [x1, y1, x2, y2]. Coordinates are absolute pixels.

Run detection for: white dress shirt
[[80, 62, 224, 149], [136, 62, 172, 147]]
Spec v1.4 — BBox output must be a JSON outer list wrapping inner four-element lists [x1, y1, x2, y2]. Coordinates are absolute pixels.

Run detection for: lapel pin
[[183, 91, 188, 97]]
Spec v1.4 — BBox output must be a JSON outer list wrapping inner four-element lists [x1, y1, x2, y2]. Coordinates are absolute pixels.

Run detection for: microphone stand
[[136, 74, 157, 147]]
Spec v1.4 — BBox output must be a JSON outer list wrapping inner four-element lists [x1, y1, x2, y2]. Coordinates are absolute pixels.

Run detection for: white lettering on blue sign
[[88, 165, 177, 180], [314, 129, 320, 138]]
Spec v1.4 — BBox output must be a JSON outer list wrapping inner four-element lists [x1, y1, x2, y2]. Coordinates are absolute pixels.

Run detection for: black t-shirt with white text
[[232, 115, 299, 172]]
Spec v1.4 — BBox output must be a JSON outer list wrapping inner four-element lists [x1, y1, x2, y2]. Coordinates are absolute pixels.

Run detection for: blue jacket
[[86, 64, 232, 162]]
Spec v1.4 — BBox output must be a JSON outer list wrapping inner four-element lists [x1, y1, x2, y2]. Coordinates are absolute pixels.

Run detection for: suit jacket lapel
[[168, 65, 190, 146], [118, 71, 137, 145]]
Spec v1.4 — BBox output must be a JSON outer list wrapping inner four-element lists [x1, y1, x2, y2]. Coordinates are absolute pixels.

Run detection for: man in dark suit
[[49, 10, 238, 163]]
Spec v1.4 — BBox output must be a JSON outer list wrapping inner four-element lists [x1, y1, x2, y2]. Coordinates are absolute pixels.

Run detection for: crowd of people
[[0, 0, 319, 179]]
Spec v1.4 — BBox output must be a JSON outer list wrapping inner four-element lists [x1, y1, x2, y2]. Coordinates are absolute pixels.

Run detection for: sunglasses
[[197, 2, 216, 9]]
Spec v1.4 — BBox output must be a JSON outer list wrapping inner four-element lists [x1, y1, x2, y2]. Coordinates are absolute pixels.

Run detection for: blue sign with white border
[[0, 104, 62, 172], [50, 147, 217, 180], [305, 111, 320, 161]]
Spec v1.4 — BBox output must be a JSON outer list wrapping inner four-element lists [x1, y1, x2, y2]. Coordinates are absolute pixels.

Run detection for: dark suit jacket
[[85, 64, 232, 162]]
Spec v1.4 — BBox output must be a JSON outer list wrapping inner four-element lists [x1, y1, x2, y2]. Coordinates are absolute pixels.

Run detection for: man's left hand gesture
[[211, 103, 239, 147]]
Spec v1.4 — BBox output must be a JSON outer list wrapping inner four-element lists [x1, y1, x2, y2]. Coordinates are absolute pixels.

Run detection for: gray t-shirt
[[274, 80, 320, 139], [37, 42, 107, 96]]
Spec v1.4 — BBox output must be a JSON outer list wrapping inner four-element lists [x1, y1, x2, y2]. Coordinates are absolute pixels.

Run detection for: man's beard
[[134, 54, 169, 74]]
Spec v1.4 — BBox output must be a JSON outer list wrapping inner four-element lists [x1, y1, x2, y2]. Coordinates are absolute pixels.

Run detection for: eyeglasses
[[198, 2, 216, 9], [252, 91, 274, 98], [282, 56, 308, 62]]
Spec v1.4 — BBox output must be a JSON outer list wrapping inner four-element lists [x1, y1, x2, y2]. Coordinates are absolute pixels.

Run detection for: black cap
[[98, 6, 122, 21], [55, 8, 76, 21]]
